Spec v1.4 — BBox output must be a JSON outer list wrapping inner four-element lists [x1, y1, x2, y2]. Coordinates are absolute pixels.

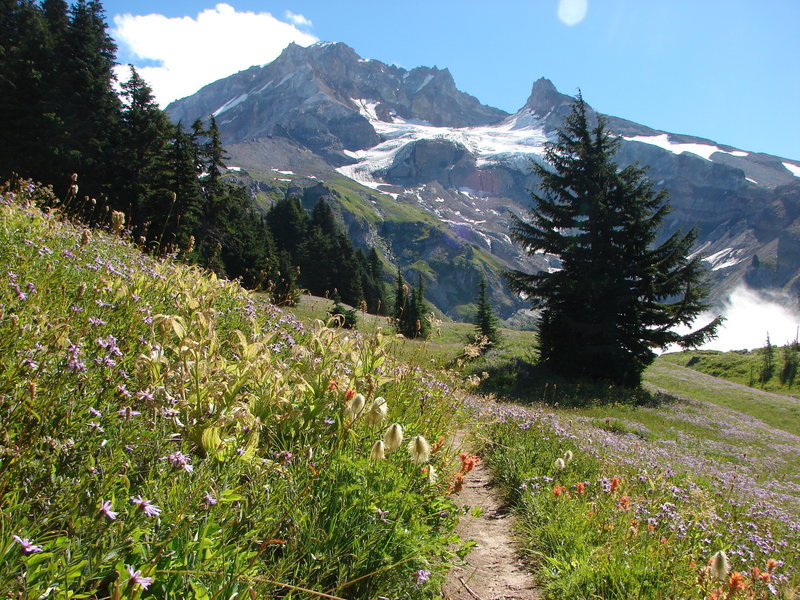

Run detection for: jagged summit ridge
[[166, 41, 507, 164]]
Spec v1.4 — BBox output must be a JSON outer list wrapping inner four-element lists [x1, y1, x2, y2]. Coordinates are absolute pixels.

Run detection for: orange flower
[[344, 388, 356, 401], [765, 559, 778, 572], [327, 380, 339, 391], [609, 476, 620, 492], [459, 453, 481, 473], [450, 472, 465, 494], [553, 484, 567, 497], [727, 571, 745, 593], [618, 495, 630, 510], [575, 482, 586, 494]]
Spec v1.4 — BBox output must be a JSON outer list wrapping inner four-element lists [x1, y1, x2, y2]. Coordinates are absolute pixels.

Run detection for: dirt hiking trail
[[442, 454, 541, 600]]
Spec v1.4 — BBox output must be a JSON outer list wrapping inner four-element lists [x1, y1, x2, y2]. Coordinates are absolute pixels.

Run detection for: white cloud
[[557, 0, 588, 26], [112, 3, 317, 107], [674, 285, 800, 352], [284, 10, 312, 28]]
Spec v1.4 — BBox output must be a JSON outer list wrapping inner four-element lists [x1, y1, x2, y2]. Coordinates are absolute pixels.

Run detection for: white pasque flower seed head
[[370, 440, 386, 461], [344, 393, 366, 423], [710, 550, 730, 580], [365, 397, 388, 426], [383, 424, 403, 452], [409, 435, 430, 463]]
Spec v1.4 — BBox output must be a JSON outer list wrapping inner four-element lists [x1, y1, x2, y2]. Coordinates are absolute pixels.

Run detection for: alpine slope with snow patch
[[166, 41, 800, 318]]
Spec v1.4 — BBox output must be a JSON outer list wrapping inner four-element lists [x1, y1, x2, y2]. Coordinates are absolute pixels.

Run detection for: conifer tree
[[114, 66, 172, 229], [394, 270, 408, 326], [365, 247, 388, 314], [393, 272, 430, 339], [506, 94, 720, 387], [267, 195, 308, 260], [473, 277, 502, 348], [61, 0, 120, 198], [759, 333, 775, 386]]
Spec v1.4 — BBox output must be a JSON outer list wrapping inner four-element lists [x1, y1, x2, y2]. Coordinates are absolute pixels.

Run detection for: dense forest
[[0, 0, 389, 314]]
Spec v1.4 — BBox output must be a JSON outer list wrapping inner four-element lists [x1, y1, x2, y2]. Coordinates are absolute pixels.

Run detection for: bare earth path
[[442, 458, 541, 600]]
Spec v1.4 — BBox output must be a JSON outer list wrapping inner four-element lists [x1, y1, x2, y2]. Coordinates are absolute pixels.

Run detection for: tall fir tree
[[506, 94, 720, 387], [473, 277, 502, 348], [61, 0, 120, 199], [114, 65, 172, 231]]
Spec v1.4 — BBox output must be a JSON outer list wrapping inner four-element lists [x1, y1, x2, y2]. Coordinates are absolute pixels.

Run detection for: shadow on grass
[[467, 353, 663, 408]]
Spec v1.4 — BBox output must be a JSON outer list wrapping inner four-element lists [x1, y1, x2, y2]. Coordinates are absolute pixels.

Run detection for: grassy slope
[[0, 184, 474, 599], [660, 348, 800, 399]]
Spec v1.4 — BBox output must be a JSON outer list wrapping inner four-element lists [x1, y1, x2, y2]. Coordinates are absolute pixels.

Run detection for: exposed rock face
[[168, 41, 800, 318], [167, 42, 506, 165], [381, 139, 477, 187]]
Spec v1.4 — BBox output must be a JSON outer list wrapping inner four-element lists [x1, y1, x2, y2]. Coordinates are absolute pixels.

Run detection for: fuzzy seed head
[[710, 550, 729, 580], [409, 435, 430, 463], [344, 393, 366, 424], [365, 397, 388, 426], [555, 457, 566, 470], [370, 440, 385, 461], [80, 229, 91, 248], [563, 450, 574, 463], [383, 424, 403, 452], [110, 211, 126, 234]]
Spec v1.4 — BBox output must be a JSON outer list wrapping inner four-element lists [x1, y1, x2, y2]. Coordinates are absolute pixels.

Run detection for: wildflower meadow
[[0, 180, 471, 598], [2, 179, 799, 599]]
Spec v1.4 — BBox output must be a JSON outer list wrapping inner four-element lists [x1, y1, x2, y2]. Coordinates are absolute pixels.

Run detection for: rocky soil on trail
[[442, 458, 541, 600]]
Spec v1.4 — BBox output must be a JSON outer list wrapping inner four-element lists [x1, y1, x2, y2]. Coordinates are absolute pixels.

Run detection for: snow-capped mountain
[[166, 42, 800, 319]]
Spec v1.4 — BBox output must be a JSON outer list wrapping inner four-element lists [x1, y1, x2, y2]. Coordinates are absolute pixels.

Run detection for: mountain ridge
[[166, 41, 800, 320]]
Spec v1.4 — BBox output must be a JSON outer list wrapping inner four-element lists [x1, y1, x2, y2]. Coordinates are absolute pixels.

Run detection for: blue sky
[[102, 0, 800, 160]]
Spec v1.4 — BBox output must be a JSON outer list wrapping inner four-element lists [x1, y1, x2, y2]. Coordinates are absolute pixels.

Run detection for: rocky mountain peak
[[523, 77, 575, 117], [280, 41, 359, 65]]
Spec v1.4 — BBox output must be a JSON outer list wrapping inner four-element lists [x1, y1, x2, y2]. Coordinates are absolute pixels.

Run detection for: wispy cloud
[[677, 285, 799, 352], [284, 10, 312, 28], [112, 3, 317, 107], [557, 0, 588, 26]]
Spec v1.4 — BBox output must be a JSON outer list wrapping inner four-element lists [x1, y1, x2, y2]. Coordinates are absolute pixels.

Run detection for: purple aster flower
[[415, 569, 431, 585], [12, 535, 43, 554], [202, 492, 217, 507], [99, 500, 117, 520], [161, 452, 193, 473], [88, 422, 104, 433], [274, 450, 293, 464], [96, 335, 122, 356], [130, 495, 161, 517], [88, 407, 101, 417], [125, 565, 153, 589]]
